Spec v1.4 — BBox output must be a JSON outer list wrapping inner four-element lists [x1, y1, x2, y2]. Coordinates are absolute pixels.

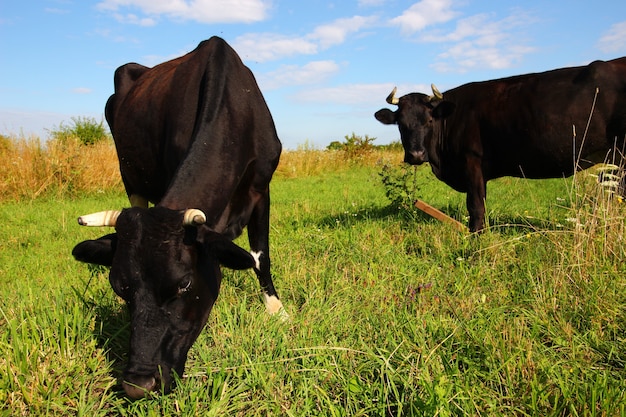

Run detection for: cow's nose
[[122, 374, 157, 399], [404, 150, 427, 165]]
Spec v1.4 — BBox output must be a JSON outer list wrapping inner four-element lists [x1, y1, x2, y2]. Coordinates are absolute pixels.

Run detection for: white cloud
[[423, 11, 536, 72], [294, 84, 382, 105], [421, 13, 503, 43], [433, 42, 534, 72], [390, 0, 458, 34], [234, 15, 376, 62], [112, 12, 157, 26], [72, 87, 93, 94], [388, 2, 535, 73], [358, 0, 385, 6], [93, 27, 141, 43], [233, 34, 318, 62], [598, 21, 626, 54], [260, 61, 340, 90], [44, 8, 70, 14], [96, 0, 271, 24], [293, 83, 429, 106], [310, 16, 375, 49]]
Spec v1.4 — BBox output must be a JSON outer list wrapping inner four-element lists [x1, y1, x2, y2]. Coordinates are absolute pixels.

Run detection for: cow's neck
[[427, 120, 446, 177]]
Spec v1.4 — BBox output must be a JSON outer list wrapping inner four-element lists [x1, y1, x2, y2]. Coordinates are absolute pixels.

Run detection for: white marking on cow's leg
[[250, 250, 262, 271], [263, 293, 289, 320], [251, 250, 289, 320], [129, 194, 149, 208]]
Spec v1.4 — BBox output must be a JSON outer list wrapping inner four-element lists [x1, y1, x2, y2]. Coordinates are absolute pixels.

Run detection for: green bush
[[48, 116, 110, 146], [326, 132, 376, 160]]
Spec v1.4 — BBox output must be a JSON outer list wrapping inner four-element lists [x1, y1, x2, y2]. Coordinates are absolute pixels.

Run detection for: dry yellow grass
[[0, 135, 122, 201], [555, 164, 626, 277], [0, 134, 403, 201], [275, 148, 401, 178]]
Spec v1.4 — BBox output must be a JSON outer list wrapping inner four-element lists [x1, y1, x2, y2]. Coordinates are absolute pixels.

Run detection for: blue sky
[[1, 1, 626, 149]]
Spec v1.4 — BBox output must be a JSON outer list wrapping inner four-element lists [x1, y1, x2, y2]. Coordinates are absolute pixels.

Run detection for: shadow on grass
[[311, 201, 568, 236], [72, 266, 130, 397], [312, 203, 436, 228]]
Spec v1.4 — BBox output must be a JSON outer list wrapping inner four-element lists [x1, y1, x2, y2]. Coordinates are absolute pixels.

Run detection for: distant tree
[[326, 133, 376, 159], [48, 116, 110, 146], [327, 140, 343, 151]]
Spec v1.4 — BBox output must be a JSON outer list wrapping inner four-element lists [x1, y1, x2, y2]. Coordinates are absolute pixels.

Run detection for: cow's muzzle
[[122, 371, 165, 399], [404, 150, 428, 165]]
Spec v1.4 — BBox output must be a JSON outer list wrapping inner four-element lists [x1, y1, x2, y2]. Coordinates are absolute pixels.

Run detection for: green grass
[[1, 157, 625, 416]]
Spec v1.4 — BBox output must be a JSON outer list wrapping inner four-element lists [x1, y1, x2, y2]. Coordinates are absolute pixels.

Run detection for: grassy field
[[0, 139, 625, 416]]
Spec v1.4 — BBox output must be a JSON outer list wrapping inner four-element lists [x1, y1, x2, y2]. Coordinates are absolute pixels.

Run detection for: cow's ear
[[203, 233, 256, 270], [72, 233, 118, 266], [432, 101, 455, 119], [374, 108, 397, 125]]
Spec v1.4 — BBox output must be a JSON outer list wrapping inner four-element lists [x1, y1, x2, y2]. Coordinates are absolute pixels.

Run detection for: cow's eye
[[177, 278, 192, 296]]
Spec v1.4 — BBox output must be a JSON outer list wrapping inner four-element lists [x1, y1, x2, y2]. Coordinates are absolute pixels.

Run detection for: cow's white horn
[[431, 83, 443, 100], [386, 86, 399, 105], [183, 209, 206, 226], [77, 210, 121, 227]]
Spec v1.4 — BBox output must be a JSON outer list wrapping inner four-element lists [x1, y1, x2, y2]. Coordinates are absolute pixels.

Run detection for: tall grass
[[0, 134, 396, 200], [0, 133, 624, 415], [0, 134, 121, 201], [275, 143, 400, 179]]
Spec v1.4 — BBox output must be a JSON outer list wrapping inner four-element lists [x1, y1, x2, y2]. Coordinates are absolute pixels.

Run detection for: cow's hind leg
[[465, 156, 487, 232], [248, 189, 287, 319]]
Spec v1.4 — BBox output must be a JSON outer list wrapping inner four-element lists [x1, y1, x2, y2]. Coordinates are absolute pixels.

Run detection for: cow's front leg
[[465, 157, 487, 232], [247, 189, 287, 319]]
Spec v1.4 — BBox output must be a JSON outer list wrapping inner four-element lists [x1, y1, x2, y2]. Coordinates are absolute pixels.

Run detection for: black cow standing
[[375, 57, 626, 232], [72, 37, 285, 399]]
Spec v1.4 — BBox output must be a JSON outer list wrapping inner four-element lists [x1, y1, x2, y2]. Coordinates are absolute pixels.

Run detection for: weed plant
[[0, 135, 624, 416]]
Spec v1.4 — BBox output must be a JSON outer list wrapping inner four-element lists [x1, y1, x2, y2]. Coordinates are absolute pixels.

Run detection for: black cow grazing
[[375, 57, 626, 232], [72, 37, 284, 399]]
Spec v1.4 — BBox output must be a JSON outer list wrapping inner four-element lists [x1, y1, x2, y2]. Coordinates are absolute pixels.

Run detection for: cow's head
[[375, 84, 455, 165], [72, 206, 256, 399]]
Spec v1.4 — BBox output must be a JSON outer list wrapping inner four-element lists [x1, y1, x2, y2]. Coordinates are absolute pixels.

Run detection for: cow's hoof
[[264, 294, 289, 321]]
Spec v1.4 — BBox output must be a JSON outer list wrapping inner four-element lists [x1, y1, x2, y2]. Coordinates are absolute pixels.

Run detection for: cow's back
[[105, 45, 207, 202], [441, 58, 626, 181], [105, 37, 279, 206]]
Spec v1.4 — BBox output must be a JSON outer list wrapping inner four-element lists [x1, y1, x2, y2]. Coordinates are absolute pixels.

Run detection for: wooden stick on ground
[[414, 200, 466, 232]]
